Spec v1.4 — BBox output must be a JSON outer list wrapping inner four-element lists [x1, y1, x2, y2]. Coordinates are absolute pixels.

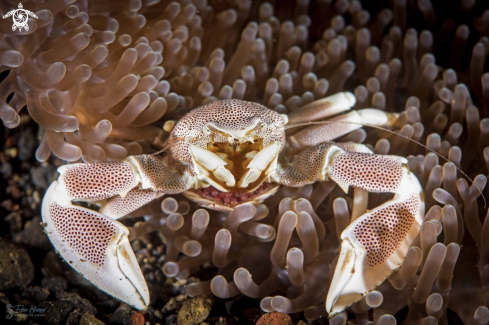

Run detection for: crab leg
[[99, 187, 165, 219], [288, 108, 398, 152], [274, 144, 424, 316], [41, 155, 189, 309], [286, 92, 356, 125]]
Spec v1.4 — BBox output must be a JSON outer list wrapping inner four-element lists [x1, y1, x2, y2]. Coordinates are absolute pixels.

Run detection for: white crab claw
[[42, 182, 150, 310], [323, 150, 424, 316], [325, 239, 356, 313], [238, 141, 280, 188], [326, 206, 422, 316], [188, 144, 236, 188]]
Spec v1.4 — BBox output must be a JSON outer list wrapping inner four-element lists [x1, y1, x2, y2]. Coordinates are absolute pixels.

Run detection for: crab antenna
[[151, 145, 170, 156], [285, 120, 487, 208]]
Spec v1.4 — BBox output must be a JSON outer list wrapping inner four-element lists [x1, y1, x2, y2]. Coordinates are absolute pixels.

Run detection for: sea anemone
[[1, 0, 489, 324]]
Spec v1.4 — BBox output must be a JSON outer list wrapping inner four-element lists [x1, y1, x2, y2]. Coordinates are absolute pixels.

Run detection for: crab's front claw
[[325, 148, 424, 316], [326, 192, 423, 316], [42, 182, 150, 310]]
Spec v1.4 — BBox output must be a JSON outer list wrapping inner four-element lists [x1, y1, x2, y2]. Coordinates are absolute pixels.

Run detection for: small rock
[[33, 190, 41, 203], [80, 313, 106, 325], [0, 198, 18, 212], [17, 127, 37, 161], [57, 292, 97, 325], [42, 276, 68, 293], [255, 313, 294, 325], [22, 286, 50, 301], [109, 304, 133, 325], [0, 238, 34, 290], [5, 212, 22, 233], [131, 239, 144, 252], [154, 310, 163, 319], [1, 161, 12, 176], [39, 300, 75, 325], [162, 297, 182, 314], [165, 314, 178, 325], [31, 164, 57, 190], [177, 295, 212, 325], [175, 294, 187, 302], [57, 291, 96, 311], [42, 250, 65, 277], [4, 147, 17, 158], [131, 312, 145, 325], [14, 216, 51, 250], [7, 182, 21, 199]]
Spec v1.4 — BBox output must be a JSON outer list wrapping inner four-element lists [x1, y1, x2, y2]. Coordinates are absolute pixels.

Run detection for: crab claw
[[326, 191, 422, 315], [42, 181, 150, 310], [324, 147, 424, 316]]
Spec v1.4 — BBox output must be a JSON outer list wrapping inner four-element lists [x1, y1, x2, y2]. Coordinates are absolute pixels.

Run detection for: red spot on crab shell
[[49, 203, 116, 266], [354, 194, 419, 267]]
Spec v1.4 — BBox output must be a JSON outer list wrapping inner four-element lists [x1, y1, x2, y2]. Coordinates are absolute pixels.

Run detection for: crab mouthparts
[[188, 140, 280, 193], [192, 182, 277, 208]]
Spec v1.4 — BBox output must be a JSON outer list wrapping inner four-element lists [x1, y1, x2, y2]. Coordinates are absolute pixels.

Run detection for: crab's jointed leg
[[287, 94, 398, 152], [41, 155, 190, 310], [286, 92, 356, 126], [274, 144, 424, 316]]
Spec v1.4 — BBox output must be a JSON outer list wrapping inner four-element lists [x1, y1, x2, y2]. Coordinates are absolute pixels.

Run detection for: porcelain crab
[[41, 92, 424, 315]]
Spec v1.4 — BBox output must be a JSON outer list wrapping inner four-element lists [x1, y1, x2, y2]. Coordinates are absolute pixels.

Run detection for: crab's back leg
[[287, 108, 398, 152], [274, 144, 424, 316], [286, 92, 356, 125], [42, 155, 189, 310]]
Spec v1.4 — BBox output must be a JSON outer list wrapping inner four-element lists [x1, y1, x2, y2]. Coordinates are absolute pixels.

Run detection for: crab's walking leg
[[288, 107, 398, 152], [286, 92, 356, 125], [41, 155, 189, 310], [274, 144, 424, 316]]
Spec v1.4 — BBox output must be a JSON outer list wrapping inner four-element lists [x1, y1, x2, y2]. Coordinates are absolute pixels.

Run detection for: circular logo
[[2, 3, 38, 32], [13, 9, 28, 30]]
